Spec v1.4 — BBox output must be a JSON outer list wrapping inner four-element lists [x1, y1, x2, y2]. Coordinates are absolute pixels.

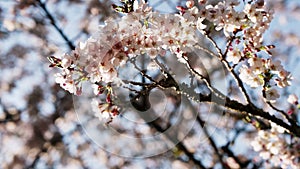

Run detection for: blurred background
[[0, 0, 300, 168]]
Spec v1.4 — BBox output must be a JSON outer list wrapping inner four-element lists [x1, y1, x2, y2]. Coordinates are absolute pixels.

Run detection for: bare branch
[[204, 33, 253, 105], [36, 0, 75, 50], [196, 114, 229, 169]]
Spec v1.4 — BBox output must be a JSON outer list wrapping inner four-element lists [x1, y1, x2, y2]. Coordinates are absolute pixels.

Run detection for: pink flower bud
[[176, 6, 186, 12], [287, 109, 294, 115], [198, 0, 206, 5]]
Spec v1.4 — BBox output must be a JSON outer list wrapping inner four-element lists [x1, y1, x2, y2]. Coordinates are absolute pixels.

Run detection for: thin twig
[[36, 0, 75, 50], [205, 33, 224, 58], [194, 44, 220, 58], [204, 33, 252, 105], [182, 56, 227, 99], [122, 80, 152, 86], [222, 127, 250, 168], [136, 104, 206, 169], [129, 57, 158, 83], [196, 114, 229, 169], [202, 31, 300, 137], [223, 35, 235, 59], [262, 85, 299, 130], [266, 99, 298, 127]]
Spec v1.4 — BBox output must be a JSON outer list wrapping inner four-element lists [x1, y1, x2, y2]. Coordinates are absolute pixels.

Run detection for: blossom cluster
[[251, 123, 300, 169], [195, 0, 272, 47], [239, 57, 292, 101], [49, 0, 300, 166], [192, 0, 292, 101], [53, 0, 292, 96], [53, 1, 200, 94], [51, 1, 201, 121], [50, 0, 294, 119]]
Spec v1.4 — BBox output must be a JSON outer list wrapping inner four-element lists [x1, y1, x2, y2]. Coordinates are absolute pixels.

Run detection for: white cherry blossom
[[265, 88, 279, 101], [227, 48, 241, 64], [251, 123, 299, 169]]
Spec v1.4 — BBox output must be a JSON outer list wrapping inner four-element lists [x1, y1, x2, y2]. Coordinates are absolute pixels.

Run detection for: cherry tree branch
[[204, 33, 253, 105], [267, 102, 296, 124], [198, 30, 300, 137], [36, 0, 75, 50], [121, 58, 206, 168], [263, 91, 298, 128], [175, 52, 300, 136], [136, 103, 206, 169], [196, 114, 229, 169], [184, 92, 229, 168], [194, 44, 220, 58], [182, 56, 226, 99], [168, 57, 300, 136], [36, 8, 204, 167], [198, 92, 300, 137]]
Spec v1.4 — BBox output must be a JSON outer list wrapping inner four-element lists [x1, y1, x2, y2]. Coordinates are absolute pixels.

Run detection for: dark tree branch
[[198, 92, 300, 137], [184, 43, 300, 136], [221, 145, 250, 168], [138, 110, 206, 169], [182, 56, 226, 100], [126, 58, 205, 168], [262, 87, 298, 128], [36, 0, 75, 50], [267, 100, 298, 126], [221, 128, 251, 168], [204, 33, 253, 105], [196, 114, 229, 169]]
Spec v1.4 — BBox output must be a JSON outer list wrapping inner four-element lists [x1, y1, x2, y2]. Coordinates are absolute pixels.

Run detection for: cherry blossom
[[251, 123, 300, 169], [287, 94, 298, 105], [226, 48, 241, 64], [186, 0, 194, 9], [54, 69, 76, 94], [265, 88, 280, 101], [48, 0, 299, 167], [49, 0, 296, 127]]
